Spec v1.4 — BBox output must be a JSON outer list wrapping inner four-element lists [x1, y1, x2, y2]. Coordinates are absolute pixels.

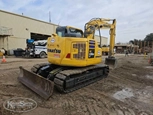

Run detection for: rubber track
[[54, 65, 109, 93], [31, 63, 49, 73]]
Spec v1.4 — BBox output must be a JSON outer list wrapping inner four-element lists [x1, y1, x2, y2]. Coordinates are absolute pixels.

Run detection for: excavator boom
[[84, 18, 117, 68]]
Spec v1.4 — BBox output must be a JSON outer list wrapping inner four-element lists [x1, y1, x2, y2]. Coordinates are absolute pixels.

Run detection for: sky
[[0, 0, 153, 43]]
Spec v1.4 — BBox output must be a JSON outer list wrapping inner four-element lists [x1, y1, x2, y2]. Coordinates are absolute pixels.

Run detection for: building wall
[[0, 36, 8, 49], [94, 35, 108, 46], [0, 10, 108, 51], [0, 10, 58, 50]]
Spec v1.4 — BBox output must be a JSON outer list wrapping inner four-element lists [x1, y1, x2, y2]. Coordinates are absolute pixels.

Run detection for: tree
[[129, 40, 134, 44], [128, 33, 153, 47], [129, 39, 139, 45], [144, 33, 153, 47], [144, 33, 153, 42]]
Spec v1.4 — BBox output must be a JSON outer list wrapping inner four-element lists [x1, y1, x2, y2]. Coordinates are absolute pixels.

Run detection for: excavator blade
[[105, 57, 117, 69], [18, 66, 54, 100]]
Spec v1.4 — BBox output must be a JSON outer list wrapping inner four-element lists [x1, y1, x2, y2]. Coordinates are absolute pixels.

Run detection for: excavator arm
[[84, 18, 117, 68]]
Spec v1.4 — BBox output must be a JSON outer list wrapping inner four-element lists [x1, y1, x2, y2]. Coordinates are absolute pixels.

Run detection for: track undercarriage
[[18, 63, 109, 100]]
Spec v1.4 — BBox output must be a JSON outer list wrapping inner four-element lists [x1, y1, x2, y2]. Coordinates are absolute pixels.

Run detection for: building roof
[[115, 43, 139, 47], [94, 35, 108, 39], [0, 10, 58, 26]]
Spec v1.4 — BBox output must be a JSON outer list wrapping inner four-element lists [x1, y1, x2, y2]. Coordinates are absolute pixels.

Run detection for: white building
[[0, 10, 108, 52], [94, 35, 108, 46]]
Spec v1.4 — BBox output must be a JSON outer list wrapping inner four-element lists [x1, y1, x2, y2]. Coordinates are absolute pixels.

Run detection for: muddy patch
[[113, 88, 134, 101], [144, 66, 153, 69], [145, 75, 153, 80]]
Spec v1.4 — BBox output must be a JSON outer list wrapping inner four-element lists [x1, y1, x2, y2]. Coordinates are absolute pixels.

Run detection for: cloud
[[0, 0, 153, 43]]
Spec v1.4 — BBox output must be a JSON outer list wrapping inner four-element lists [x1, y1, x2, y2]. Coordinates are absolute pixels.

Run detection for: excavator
[[18, 18, 117, 100]]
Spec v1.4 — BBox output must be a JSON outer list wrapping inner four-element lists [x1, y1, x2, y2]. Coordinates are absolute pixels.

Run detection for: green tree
[[129, 39, 139, 45], [129, 33, 153, 47], [144, 33, 153, 42], [129, 40, 134, 44], [144, 33, 153, 47]]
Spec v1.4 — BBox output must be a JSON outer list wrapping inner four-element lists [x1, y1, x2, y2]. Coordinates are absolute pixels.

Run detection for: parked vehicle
[[23, 39, 47, 58]]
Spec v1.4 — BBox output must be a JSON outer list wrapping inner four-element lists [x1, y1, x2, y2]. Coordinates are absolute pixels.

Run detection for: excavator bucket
[[105, 57, 117, 69], [18, 66, 54, 100]]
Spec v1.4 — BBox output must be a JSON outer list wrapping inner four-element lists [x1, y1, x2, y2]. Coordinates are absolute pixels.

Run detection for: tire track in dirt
[[38, 86, 139, 115], [110, 64, 153, 87], [0, 55, 153, 115]]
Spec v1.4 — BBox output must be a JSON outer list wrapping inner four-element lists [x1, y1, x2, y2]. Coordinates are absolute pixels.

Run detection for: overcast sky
[[0, 0, 153, 43]]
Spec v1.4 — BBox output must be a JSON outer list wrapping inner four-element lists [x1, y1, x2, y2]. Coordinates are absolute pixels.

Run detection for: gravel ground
[[0, 54, 153, 115]]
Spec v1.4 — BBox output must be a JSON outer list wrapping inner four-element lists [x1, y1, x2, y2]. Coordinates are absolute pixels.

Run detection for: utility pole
[[144, 41, 146, 47], [140, 40, 142, 53], [137, 41, 139, 54], [152, 41, 153, 53], [134, 40, 136, 53], [144, 41, 146, 54], [49, 11, 51, 23]]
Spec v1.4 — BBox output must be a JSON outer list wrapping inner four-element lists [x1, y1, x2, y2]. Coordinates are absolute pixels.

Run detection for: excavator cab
[[56, 26, 84, 38]]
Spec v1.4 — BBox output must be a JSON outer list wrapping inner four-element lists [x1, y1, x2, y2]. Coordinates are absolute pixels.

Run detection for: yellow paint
[[0, 52, 3, 56], [102, 47, 109, 55], [144, 52, 146, 59], [47, 18, 116, 67]]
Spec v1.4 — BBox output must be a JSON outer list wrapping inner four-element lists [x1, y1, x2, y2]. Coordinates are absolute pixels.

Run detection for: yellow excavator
[[102, 46, 109, 55], [18, 18, 117, 100]]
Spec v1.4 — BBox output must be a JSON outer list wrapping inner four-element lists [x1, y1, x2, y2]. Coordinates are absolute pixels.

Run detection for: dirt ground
[[0, 54, 153, 115]]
